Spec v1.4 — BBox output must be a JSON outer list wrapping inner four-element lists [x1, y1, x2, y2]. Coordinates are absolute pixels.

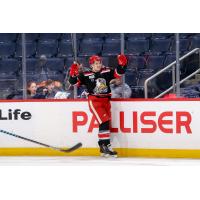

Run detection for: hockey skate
[[98, 141, 118, 158]]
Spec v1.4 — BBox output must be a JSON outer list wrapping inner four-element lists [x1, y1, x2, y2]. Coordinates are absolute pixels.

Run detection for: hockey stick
[[0, 129, 82, 153]]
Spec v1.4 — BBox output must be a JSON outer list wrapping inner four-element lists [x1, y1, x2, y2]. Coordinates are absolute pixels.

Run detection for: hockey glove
[[117, 54, 127, 67], [69, 62, 79, 77]]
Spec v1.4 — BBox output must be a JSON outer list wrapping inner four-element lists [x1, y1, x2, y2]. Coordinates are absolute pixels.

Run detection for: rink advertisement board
[[0, 99, 200, 158]]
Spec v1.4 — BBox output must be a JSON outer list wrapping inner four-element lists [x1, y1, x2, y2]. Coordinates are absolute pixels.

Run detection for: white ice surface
[[0, 156, 200, 166]]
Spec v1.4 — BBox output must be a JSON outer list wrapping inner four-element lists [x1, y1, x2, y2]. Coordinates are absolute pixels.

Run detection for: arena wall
[[0, 99, 199, 158]]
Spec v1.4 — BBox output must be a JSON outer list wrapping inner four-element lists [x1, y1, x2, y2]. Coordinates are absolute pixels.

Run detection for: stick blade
[[61, 142, 82, 153]]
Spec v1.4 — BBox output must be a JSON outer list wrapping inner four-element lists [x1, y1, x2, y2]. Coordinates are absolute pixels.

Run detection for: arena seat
[[164, 54, 176, 66], [179, 33, 193, 38], [47, 74, 65, 82], [171, 38, 189, 53], [0, 58, 19, 78], [60, 33, 72, 41], [58, 40, 73, 57], [147, 55, 165, 71], [128, 55, 146, 70], [106, 33, 121, 39], [45, 58, 64, 73], [137, 70, 154, 87], [82, 38, 103, 42], [125, 72, 138, 87], [102, 39, 121, 56], [190, 36, 200, 50], [16, 42, 36, 57], [0, 81, 17, 90], [0, 42, 15, 58], [25, 58, 39, 74], [76, 33, 84, 39], [18, 33, 39, 42], [0, 33, 18, 42], [39, 33, 61, 41], [130, 86, 145, 98], [135, 69, 165, 98], [126, 38, 149, 55], [151, 33, 173, 39], [37, 40, 58, 57], [154, 70, 173, 91], [0, 83, 17, 99], [126, 33, 151, 39], [150, 38, 172, 55], [82, 33, 105, 39], [61, 33, 82, 41], [79, 38, 102, 56]]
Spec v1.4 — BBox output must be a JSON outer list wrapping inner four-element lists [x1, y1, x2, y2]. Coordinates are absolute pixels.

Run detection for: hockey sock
[[98, 121, 110, 144]]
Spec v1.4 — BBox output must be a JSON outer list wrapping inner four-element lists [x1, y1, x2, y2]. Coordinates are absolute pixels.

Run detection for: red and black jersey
[[69, 65, 126, 97]]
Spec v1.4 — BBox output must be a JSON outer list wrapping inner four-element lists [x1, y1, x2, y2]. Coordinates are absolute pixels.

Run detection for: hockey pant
[[88, 95, 111, 142]]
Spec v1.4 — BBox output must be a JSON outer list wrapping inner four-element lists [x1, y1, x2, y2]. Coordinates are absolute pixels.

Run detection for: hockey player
[[69, 55, 127, 157]]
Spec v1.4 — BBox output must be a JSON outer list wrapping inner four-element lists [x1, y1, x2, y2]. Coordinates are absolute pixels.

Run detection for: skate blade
[[100, 153, 109, 158], [100, 153, 118, 158], [111, 154, 118, 158]]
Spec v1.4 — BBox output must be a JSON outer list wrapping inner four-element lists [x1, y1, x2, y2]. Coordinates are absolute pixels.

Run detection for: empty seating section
[[106, 33, 121, 39], [26, 58, 39, 74], [171, 38, 189, 53], [125, 73, 138, 87], [39, 33, 61, 41], [37, 40, 58, 57], [190, 36, 200, 50], [59, 40, 73, 57], [61, 33, 71, 41], [0, 34, 17, 42], [45, 58, 64, 73], [137, 70, 154, 87], [127, 33, 151, 39], [102, 39, 121, 56], [179, 33, 193, 39], [83, 33, 105, 39], [150, 38, 171, 55], [126, 39, 149, 55], [79, 38, 103, 56], [151, 33, 173, 39], [164, 54, 176, 66], [0, 42, 15, 58], [0, 59, 19, 82], [146, 55, 165, 71], [0, 33, 200, 99], [128, 56, 146, 70], [18, 33, 39, 42], [16, 42, 36, 57]]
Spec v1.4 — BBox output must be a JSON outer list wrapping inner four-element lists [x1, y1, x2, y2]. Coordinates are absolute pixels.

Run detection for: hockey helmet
[[89, 55, 102, 65]]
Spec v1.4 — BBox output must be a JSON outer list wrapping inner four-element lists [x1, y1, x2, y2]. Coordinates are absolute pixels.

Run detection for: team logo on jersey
[[89, 75, 95, 79], [93, 78, 108, 94], [89, 75, 95, 82]]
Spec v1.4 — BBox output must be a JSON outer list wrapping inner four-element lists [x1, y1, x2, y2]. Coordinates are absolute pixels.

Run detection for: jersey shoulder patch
[[101, 67, 111, 74], [83, 71, 94, 77]]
